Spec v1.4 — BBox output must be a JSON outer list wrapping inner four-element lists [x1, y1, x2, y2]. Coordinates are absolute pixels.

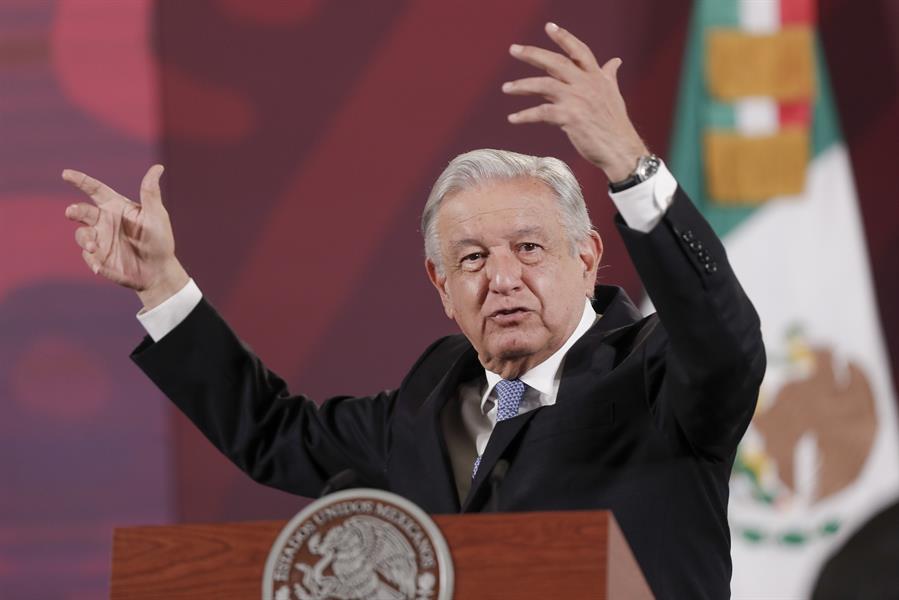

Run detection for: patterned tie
[[472, 379, 526, 479]]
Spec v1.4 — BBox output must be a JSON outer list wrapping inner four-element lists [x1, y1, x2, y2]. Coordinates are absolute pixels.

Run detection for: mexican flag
[[668, 0, 899, 597]]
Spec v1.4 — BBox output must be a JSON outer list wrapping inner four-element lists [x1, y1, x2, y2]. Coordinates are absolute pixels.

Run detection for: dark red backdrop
[[1, 0, 897, 597]]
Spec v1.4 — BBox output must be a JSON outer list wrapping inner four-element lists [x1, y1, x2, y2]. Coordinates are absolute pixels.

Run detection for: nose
[[485, 250, 523, 295]]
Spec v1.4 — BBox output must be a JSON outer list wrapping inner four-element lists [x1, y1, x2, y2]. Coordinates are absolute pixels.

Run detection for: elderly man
[[63, 24, 763, 600]]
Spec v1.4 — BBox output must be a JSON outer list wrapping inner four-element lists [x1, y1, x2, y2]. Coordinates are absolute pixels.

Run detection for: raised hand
[[62, 165, 189, 310], [503, 22, 648, 182]]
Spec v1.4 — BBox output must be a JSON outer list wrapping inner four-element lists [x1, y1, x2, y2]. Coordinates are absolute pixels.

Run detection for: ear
[[578, 230, 604, 295], [426, 258, 455, 319]]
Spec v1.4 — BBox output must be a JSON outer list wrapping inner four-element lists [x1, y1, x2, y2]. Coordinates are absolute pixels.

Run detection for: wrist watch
[[608, 154, 661, 192]]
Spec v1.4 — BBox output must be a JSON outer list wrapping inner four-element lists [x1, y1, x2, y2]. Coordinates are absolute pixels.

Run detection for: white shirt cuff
[[608, 160, 678, 233], [136, 278, 203, 342]]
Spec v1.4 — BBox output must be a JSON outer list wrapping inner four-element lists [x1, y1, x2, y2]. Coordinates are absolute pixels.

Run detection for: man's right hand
[[62, 164, 190, 311]]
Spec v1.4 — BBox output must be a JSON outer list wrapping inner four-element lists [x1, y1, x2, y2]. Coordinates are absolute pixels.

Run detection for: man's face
[[426, 177, 602, 378]]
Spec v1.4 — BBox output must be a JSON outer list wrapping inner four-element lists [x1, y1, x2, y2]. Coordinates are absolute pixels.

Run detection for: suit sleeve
[[616, 187, 766, 461], [131, 298, 400, 497]]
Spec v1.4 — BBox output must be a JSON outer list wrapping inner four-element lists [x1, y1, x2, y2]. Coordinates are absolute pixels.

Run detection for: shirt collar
[[481, 298, 599, 413]]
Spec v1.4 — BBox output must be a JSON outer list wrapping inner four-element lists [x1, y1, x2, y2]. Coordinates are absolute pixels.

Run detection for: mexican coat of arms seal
[[263, 489, 453, 600]]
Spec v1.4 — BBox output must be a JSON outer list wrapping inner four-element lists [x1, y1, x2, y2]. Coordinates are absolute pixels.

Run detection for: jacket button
[[705, 262, 718, 273], [698, 249, 710, 262], [681, 230, 695, 242]]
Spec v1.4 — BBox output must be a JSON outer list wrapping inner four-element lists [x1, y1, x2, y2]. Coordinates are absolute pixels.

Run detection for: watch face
[[637, 155, 660, 180]]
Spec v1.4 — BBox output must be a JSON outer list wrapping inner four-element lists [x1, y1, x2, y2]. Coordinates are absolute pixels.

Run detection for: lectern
[[110, 510, 653, 599]]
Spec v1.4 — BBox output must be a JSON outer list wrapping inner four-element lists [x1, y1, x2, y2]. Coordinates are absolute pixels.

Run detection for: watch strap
[[609, 154, 660, 192]]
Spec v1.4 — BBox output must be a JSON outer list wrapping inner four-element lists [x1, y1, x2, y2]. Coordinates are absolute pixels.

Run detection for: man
[[63, 24, 763, 599]]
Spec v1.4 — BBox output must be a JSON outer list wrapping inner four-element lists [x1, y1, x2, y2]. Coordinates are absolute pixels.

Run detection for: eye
[[459, 252, 486, 270], [517, 242, 544, 263]]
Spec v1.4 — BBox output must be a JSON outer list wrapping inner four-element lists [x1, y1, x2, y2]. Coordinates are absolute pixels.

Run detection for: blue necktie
[[472, 379, 526, 479]]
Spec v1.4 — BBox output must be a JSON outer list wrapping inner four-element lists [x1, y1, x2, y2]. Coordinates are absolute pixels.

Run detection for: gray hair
[[422, 148, 593, 273]]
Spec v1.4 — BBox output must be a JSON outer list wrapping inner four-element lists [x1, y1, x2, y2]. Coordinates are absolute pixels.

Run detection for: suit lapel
[[461, 406, 541, 512], [556, 287, 643, 403], [412, 344, 481, 513]]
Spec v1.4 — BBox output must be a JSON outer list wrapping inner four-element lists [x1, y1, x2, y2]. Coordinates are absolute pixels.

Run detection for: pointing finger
[[544, 22, 599, 71], [65, 202, 100, 226], [61, 169, 120, 206], [502, 77, 566, 101], [139, 164, 165, 212], [509, 44, 579, 83]]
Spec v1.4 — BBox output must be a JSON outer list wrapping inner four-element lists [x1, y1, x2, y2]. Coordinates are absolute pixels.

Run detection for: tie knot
[[494, 378, 526, 422]]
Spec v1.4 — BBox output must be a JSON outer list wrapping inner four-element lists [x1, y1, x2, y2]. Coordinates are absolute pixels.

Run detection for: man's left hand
[[504, 22, 648, 182]]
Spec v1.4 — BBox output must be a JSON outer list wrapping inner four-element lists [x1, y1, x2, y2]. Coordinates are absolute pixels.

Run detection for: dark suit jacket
[[132, 189, 765, 599]]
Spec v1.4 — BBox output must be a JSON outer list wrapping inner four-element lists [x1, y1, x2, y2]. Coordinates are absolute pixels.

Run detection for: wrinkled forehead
[[436, 177, 564, 236]]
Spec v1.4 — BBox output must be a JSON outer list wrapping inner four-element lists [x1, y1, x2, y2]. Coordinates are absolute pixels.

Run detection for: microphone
[[319, 469, 359, 498], [489, 459, 510, 512]]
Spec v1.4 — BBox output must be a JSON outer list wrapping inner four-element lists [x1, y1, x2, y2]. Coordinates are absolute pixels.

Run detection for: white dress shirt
[[136, 162, 678, 500]]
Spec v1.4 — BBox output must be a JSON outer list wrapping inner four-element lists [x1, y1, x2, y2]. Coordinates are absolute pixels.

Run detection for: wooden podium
[[110, 510, 653, 599]]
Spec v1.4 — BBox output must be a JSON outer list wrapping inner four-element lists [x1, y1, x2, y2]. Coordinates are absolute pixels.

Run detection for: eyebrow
[[448, 227, 547, 249]]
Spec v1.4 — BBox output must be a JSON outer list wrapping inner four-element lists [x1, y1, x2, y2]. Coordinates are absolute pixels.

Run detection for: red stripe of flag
[[779, 101, 812, 127], [781, 0, 816, 25]]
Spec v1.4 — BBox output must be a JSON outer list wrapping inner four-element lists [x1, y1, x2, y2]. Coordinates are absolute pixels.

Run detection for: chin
[[490, 337, 540, 361], [494, 348, 534, 361]]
